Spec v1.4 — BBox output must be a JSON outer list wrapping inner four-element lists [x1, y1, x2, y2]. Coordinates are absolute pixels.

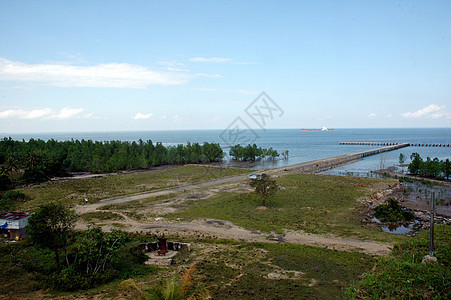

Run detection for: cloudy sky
[[0, 0, 450, 133]]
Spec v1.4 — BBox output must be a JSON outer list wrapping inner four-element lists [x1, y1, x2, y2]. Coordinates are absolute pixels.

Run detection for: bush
[[374, 197, 414, 222], [0, 190, 29, 212], [45, 267, 115, 291]]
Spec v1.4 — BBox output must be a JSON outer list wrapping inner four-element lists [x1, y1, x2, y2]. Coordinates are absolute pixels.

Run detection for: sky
[[0, 0, 450, 133]]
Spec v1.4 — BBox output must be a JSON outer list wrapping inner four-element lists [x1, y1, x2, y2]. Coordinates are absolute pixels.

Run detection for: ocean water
[[2, 128, 450, 173]]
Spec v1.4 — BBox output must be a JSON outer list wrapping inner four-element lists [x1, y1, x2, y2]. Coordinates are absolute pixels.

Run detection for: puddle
[[371, 216, 419, 234], [382, 223, 413, 234], [375, 218, 419, 234]]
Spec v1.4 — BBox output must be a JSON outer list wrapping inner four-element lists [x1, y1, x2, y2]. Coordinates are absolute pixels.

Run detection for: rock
[[422, 255, 438, 264]]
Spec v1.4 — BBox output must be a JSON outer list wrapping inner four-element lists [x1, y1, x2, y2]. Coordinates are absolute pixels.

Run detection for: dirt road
[[75, 169, 394, 256]]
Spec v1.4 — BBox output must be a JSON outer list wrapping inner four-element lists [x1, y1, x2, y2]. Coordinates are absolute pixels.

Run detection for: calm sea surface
[[2, 128, 450, 174]]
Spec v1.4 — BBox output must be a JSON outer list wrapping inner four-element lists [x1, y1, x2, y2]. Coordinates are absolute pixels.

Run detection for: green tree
[[408, 153, 422, 175], [442, 159, 451, 180], [249, 173, 279, 206], [26, 203, 78, 270], [75, 225, 126, 275]]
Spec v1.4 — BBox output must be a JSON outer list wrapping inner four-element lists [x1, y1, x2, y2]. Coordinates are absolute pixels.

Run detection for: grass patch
[[169, 174, 403, 241], [242, 242, 375, 299], [346, 224, 450, 299], [17, 165, 250, 211], [81, 211, 125, 222], [124, 239, 375, 300], [101, 193, 177, 211]]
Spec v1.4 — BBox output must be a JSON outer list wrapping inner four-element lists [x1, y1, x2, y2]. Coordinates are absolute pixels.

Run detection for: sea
[[2, 128, 450, 176]]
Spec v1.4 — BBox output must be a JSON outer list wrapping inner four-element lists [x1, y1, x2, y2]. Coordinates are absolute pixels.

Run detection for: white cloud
[[133, 112, 153, 120], [0, 57, 191, 89], [23, 108, 53, 119], [189, 57, 232, 63], [47, 108, 84, 120], [195, 73, 223, 78], [0, 110, 20, 119], [191, 87, 217, 92], [402, 104, 447, 118], [368, 113, 377, 118], [0, 107, 88, 120], [0, 108, 52, 119]]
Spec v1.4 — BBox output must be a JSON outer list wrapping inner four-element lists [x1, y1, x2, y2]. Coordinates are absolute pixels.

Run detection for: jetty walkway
[[281, 141, 449, 174], [340, 142, 450, 147], [283, 143, 411, 173]]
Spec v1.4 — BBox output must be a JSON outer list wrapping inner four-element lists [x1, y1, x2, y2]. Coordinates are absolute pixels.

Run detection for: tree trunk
[[54, 248, 60, 270]]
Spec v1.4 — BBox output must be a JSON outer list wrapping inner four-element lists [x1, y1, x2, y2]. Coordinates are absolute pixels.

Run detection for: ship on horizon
[[301, 127, 335, 131]]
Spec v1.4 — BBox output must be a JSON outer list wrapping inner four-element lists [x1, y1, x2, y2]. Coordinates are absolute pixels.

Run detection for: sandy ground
[[75, 177, 394, 257]]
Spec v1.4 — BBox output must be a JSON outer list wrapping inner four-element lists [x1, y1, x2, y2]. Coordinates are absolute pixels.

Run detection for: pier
[[268, 141, 448, 174], [339, 142, 450, 147], [284, 143, 411, 174], [352, 143, 410, 158]]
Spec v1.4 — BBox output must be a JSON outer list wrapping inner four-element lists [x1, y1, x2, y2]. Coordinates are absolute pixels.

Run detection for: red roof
[[0, 212, 32, 220]]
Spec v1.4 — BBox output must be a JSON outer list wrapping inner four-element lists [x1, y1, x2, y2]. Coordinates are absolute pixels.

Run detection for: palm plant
[[120, 264, 217, 300]]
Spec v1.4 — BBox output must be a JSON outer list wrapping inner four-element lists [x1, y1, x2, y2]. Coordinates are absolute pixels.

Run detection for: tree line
[[0, 137, 224, 187], [229, 144, 288, 161], [408, 153, 451, 180]]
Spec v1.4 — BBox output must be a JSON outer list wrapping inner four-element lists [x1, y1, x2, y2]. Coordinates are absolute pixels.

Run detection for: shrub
[[374, 197, 414, 222], [45, 267, 115, 291], [0, 190, 29, 212]]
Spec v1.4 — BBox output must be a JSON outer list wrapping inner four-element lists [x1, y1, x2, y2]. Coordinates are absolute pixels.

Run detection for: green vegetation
[[27, 203, 78, 270], [0, 137, 224, 185], [229, 143, 281, 161], [3, 161, 442, 298], [0, 190, 29, 212], [169, 174, 401, 241], [249, 173, 279, 206], [3, 203, 151, 292], [16, 165, 250, 210], [116, 238, 375, 300], [374, 197, 414, 223], [250, 243, 374, 299], [146, 240, 374, 300], [408, 153, 451, 180], [0, 231, 155, 295], [346, 225, 450, 299]]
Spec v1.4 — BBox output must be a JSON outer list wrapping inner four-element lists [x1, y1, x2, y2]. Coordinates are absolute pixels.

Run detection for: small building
[[0, 212, 32, 240]]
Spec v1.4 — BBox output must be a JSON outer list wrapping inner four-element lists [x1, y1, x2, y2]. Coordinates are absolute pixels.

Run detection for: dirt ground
[[75, 179, 394, 257]]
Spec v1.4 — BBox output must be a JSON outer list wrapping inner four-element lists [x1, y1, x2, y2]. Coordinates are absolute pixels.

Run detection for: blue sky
[[0, 0, 450, 133]]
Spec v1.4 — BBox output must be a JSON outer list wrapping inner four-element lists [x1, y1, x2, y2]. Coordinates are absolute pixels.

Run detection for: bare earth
[[75, 169, 394, 257]]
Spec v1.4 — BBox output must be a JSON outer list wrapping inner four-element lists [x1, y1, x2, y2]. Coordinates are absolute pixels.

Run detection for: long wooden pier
[[339, 142, 450, 147], [283, 143, 411, 174], [351, 143, 410, 158]]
